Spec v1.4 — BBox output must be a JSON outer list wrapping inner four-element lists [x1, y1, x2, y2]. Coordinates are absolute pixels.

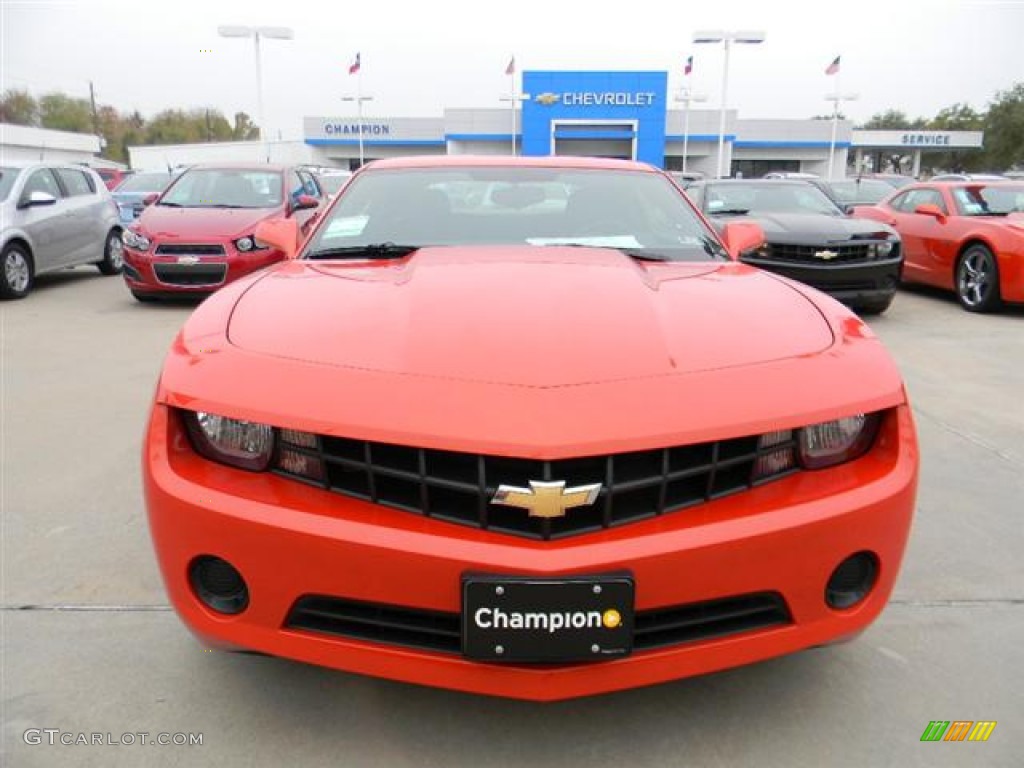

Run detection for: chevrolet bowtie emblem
[[492, 480, 602, 519], [814, 249, 839, 260], [535, 92, 561, 106]]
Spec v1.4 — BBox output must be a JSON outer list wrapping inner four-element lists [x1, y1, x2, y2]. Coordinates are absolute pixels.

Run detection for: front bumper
[[742, 254, 903, 309], [145, 405, 918, 701], [123, 245, 282, 295]]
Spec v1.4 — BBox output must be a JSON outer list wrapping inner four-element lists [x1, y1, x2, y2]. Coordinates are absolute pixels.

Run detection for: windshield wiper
[[157, 201, 183, 207], [709, 208, 750, 215], [305, 243, 425, 260]]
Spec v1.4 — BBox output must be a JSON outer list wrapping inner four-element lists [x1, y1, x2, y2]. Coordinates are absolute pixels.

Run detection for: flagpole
[[510, 57, 517, 156], [828, 66, 840, 180], [357, 65, 365, 167]]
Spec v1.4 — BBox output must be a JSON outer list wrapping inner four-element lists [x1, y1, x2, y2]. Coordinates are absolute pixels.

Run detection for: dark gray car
[[686, 179, 903, 314], [1, 163, 123, 299]]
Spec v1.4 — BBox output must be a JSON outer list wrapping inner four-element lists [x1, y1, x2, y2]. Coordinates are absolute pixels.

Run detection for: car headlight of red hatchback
[[233, 236, 269, 252], [123, 229, 151, 251]]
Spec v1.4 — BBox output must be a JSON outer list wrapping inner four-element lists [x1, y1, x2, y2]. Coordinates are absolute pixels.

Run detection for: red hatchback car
[[122, 164, 323, 302]]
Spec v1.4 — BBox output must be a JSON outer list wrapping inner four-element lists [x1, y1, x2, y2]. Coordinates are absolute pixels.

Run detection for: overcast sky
[[3, 0, 1023, 139]]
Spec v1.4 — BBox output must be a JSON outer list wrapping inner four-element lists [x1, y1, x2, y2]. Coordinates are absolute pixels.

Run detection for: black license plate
[[462, 574, 634, 663]]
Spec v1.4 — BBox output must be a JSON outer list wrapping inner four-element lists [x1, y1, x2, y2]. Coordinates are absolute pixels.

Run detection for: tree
[[982, 83, 1024, 170], [860, 110, 928, 130], [0, 89, 39, 126], [38, 92, 94, 133], [232, 112, 259, 140]]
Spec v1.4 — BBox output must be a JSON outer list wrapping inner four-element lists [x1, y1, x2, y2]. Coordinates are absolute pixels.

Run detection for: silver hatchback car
[[1, 163, 123, 299]]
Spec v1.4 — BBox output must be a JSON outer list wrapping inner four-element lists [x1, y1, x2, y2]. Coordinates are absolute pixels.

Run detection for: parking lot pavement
[[3, 271, 1022, 767]]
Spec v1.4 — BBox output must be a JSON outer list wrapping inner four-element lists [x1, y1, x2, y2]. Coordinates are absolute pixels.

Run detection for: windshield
[[304, 167, 723, 261], [951, 184, 1024, 216], [159, 168, 283, 208], [0, 167, 19, 202], [705, 182, 844, 216], [826, 179, 894, 204], [115, 172, 173, 194], [319, 174, 351, 196]]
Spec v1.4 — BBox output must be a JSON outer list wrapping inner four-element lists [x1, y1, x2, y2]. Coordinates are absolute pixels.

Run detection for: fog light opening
[[189, 555, 249, 615], [826, 552, 878, 610]]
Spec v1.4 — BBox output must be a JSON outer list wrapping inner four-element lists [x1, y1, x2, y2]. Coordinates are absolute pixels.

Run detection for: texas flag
[[348, 53, 361, 75], [825, 56, 840, 76], [684, 55, 693, 76], [505, 56, 515, 76]]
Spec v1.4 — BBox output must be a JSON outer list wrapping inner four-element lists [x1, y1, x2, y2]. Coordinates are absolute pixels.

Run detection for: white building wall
[[0, 122, 101, 164]]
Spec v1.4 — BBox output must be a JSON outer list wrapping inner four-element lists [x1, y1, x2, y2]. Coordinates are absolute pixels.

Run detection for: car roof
[[690, 179, 815, 186], [364, 155, 657, 172], [184, 163, 291, 172]]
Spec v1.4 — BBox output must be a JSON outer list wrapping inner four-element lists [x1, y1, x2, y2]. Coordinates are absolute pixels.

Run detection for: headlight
[[234, 235, 269, 253], [183, 411, 274, 471], [123, 229, 151, 251], [869, 241, 894, 258], [797, 413, 881, 469]]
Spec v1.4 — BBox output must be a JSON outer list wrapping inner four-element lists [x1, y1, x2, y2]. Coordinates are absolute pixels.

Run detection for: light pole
[[340, 95, 374, 167], [674, 90, 707, 174], [825, 92, 858, 179], [693, 30, 765, 178], [217, 25, 294, 160]]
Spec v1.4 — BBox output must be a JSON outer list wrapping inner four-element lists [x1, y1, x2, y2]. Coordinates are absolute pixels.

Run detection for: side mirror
[[289, 194, 320, 214], [914, 203, 946, 222], [719, 220, 765, 261], [17, 190, 58, 209], [143, 193, 159, 206], [254, 217, 301, 260]]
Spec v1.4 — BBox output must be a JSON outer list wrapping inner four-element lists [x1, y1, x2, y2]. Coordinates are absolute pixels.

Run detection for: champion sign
[[323, 123, 392, 136]]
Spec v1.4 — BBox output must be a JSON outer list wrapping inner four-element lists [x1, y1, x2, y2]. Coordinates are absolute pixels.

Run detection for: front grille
[[285, 592, 792, 656], [155, 243, 226, 256], [764, 243, 872, 263], [273, 433, 798, 540], [154, 263, 227, 286], [805, 279, 879, 293]]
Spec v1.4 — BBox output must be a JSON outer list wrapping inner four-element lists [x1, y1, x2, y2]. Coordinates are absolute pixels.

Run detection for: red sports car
[[144, 156, 918, 701], [851, 181, 1024, 312], [121, 164, 323, 302]]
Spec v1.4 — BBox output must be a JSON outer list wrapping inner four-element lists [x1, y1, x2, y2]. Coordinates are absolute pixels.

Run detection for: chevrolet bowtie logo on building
[[814, 249, 839, 260], [492, 480, 601, 518], [535, 92, 561, 106]]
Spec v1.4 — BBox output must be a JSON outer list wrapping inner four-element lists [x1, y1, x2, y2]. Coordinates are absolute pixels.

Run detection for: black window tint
[[904, 188, 947, 214], [288, 171, 305, 202], [55, 168, 94, 197], [21, 169, 63, 201], [297, 170, 321, 198]]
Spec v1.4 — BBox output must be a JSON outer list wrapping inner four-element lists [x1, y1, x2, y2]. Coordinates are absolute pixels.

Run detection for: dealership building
[[127, 70, 984, 177]]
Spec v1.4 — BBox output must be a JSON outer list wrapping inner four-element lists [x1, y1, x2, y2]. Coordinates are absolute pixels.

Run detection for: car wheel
[[956, 244, 1001, 313], [857, 296, 894, 316], [1, 243, 34, 300], [97, 229, 124, 275], [131, 290, 158, 303]]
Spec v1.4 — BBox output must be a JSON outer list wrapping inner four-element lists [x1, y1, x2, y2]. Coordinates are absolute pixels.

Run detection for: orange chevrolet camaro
[[144, 156, 919, 701], [851, 181, 1024, 312]]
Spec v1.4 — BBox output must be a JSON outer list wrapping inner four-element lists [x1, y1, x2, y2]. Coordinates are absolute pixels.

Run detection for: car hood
[[720, 212, 894, 243], [136, 205, 279, 239], [226, 246, 833, 388]]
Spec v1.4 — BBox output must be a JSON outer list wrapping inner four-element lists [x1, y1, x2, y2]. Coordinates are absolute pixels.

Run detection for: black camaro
[[685, 179, 902, 314]]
